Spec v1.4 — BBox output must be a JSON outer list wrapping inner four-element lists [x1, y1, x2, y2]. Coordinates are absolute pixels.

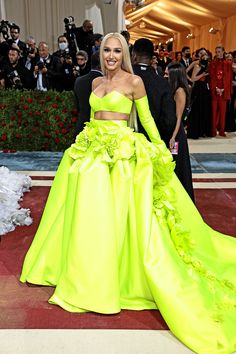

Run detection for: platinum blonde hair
[[99, 32, 138, 131]]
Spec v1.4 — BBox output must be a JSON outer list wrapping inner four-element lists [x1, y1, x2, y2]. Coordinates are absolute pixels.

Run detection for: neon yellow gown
[[20, 91, 236, 354]]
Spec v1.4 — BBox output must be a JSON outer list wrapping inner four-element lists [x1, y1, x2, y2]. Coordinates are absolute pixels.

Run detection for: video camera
[[7, 70, 23, 89], [64, 16, 75, 31], [63, 16, 79, 54], [0, 20, 15, 40]]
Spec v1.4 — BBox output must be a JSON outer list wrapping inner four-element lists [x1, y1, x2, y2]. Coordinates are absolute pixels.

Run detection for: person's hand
[[28, 52, 36, 59], [169, 137, 175, 150], [11, 43, 20, 51], [34, 65, 39, 74], [41, 67, 47, 74]]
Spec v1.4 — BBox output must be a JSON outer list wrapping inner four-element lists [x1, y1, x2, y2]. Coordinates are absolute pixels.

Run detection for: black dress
[[225, 71, 236, 132], [172, 118, 195, 202], [187, 68, 211, 139]]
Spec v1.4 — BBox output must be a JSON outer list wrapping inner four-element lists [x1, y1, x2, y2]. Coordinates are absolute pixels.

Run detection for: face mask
[[200, 59, 208, 66], [185, 53, 191, 59], [59, 42, 68, 51]]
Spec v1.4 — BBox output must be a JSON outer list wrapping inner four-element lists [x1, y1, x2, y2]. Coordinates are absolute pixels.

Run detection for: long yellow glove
[[134, 96, 160, 144]]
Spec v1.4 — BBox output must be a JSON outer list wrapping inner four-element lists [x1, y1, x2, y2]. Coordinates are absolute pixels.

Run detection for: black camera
[[36, 61, 45, 70], [7, 70, 23, 89], [60, 48, 71, 61], [26, 45, 35, 56], [0, 20, 15, 40], [64, 16, 74, 26], [73, 65, 80, 77]]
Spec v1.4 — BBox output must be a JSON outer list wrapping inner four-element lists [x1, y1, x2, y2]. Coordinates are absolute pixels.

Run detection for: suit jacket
[[74, 69, 103, 135], [133, 64, 176, 145], [208, 59, 233, 100], [180, 57, 192, 68]]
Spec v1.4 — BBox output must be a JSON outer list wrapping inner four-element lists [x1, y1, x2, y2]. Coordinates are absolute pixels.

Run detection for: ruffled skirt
[[20, 119, 236, 354]]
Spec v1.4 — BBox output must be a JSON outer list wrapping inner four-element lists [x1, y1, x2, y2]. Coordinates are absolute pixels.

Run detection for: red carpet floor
[[0, 186, 236, 329]]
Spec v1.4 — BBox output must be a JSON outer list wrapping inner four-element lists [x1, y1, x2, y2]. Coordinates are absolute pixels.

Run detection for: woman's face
[[102, 37, 123, 72], [199, 49, 207, 58]]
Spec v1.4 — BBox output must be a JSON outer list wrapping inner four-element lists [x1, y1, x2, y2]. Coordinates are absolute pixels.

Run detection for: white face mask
[[59, 42, 68, 51]]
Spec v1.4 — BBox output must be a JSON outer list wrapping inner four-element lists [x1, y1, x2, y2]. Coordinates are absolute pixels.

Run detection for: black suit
[[133, 63, 176, 146], [7, 39, 27, 59], [180, 57, 192, 68], [133, 63, 194, 202], [74, 69, 103, 135]]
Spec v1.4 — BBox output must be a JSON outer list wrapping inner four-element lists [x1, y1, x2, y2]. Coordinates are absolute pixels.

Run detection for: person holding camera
[[24, 36, 39, 90], [53, 35, 75, 90], [34, 41, 63, 91], [7, 24, 27, 61], [73, 19, 94, 68], [0, 47, 33, 89]]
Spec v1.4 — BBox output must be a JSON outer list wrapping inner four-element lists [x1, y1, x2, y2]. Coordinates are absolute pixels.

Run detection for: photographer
[[0, 20, 12, 67], [0, 47, 33, 89], [53, 35, 76, 91], [7, 24, 27, 61], [53, 35, 72, 62], [25, 36, 39, 71], [73, 20, 94, 67], [63, 16, 78, 60], [74, 50, 90, 77], [34, 41, 63, 92]]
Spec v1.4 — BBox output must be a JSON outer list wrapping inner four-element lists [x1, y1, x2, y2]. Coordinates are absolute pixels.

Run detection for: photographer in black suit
[[0, 47, 33, 89], [132, 38, 176, 146], [74, 52, 102, 135], [34, 41, 63, 91], [7, 24, 27, 61], [74, 19, 94, 67]]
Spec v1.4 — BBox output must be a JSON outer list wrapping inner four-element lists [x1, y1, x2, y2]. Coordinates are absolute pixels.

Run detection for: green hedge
[[0, 89, 78, 151]]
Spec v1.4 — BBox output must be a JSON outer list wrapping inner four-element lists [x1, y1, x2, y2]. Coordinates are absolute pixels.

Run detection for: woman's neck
[[106, 68, 125, 82]]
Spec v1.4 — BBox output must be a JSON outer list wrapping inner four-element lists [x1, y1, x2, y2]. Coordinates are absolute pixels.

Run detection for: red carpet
[[0, 186, 235, 329]]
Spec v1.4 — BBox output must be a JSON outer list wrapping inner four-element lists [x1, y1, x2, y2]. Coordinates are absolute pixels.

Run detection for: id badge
[[170, 142, 179, 155]]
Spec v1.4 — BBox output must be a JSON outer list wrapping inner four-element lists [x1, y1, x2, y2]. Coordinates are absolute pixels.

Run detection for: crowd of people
[[0, 20, 235, 138]]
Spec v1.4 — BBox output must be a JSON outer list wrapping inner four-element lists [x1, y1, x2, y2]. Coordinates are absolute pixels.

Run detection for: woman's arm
[[169, 87, 186, 149], [191, 64, 208, 82], [132, 75, 161, 143]]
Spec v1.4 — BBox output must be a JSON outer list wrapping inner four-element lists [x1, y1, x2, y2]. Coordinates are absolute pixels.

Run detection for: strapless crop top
[[89, 90, 133, 115]]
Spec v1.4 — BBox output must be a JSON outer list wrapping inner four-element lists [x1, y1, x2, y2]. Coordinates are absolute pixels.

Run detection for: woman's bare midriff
[[94, 111, 129, 121]]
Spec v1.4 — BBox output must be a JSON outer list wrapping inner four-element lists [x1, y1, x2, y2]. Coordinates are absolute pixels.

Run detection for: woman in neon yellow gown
[[20, 33, 236, 353]]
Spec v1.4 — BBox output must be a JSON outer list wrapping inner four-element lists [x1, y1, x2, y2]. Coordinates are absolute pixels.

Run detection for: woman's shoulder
[[175, 86, 186, 97], [130, 74, 143, 87], [129, 74, 146, 99]]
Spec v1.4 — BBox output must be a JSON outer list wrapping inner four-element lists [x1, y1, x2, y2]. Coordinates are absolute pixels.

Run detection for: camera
[[73, 65, 80, 77], [63, 16, 79, 54], [7, 70, 23, 89], [0, 20, 15, 40], [36, 61, 45, 70], [26, 44, 35, 56], [64, 16, 74, 26]]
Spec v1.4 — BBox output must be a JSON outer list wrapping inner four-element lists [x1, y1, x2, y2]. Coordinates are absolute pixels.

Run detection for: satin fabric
[[20, 119, 236, 354]]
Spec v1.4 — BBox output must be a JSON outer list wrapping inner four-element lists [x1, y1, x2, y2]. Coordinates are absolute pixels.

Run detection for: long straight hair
[[99, 32, 138, 131], [167, 62, 190, 107]]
